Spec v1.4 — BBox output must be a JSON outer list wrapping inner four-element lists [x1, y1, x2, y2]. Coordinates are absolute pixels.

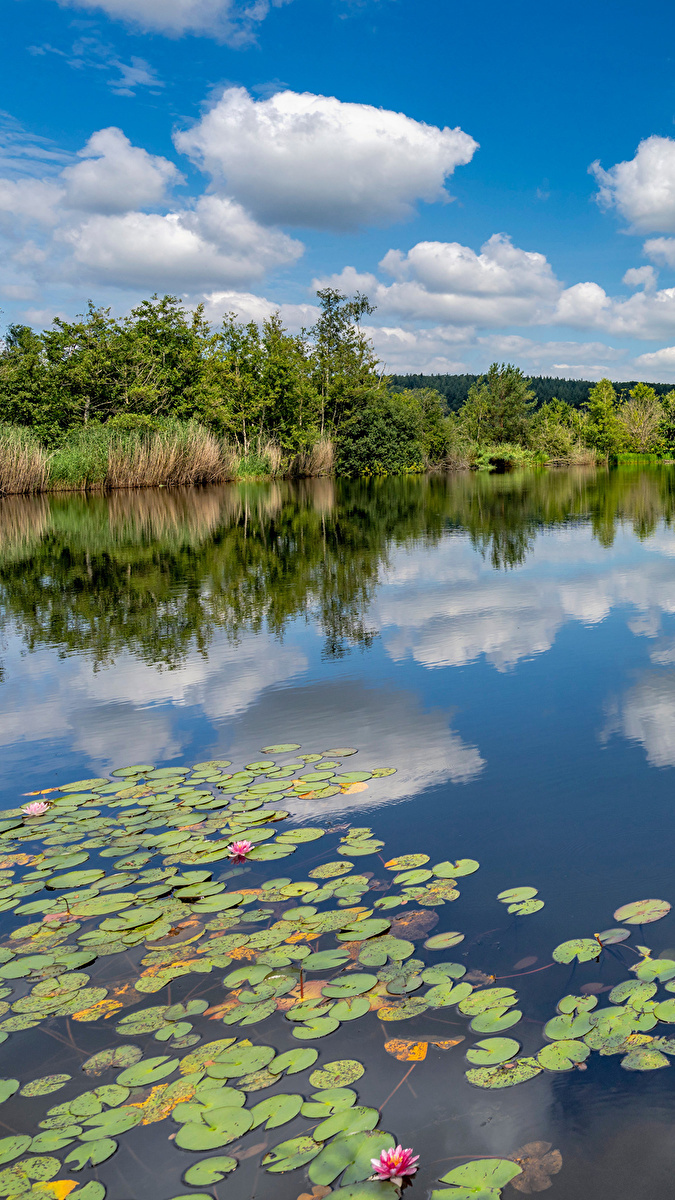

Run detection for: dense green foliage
[[391, 372, 675, 412], [0, 292, 446, 478]]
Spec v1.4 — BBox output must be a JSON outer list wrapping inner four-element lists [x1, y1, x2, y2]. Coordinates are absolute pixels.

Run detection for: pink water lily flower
[[371, 1145, 419, 1187], [226, 840, 253, 862], [22, 801, 50, 817]]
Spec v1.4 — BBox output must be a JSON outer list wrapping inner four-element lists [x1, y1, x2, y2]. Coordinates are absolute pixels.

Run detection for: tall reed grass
[[0, 426, 49, 495]]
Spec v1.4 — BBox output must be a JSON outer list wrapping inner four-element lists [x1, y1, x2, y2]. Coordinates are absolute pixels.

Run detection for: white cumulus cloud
[[61, 127, 181, 214], [174, 87, 478, 231], [61, 196, 303, 289], [51, 0, 293, 41], [591, 136, 675, 233]]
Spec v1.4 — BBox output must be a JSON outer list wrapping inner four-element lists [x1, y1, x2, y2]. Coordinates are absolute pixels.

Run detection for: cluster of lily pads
[[0, 744, 670, 1199]]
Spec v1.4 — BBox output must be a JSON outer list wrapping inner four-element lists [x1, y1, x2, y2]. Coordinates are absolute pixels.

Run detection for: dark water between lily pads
[[2, 468, 675, 1200]]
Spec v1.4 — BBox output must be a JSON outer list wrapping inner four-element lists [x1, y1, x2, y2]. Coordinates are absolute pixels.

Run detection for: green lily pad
[[337, 919, 391, 942], [466, 1057, 542, 1089], [434, 1158, 523, 1198], [332, 997, 371, 1021], [308, 1130, 394, 1187], [249, 1093, 303, 1130], [322, 974, 378, 998], [116, 1057, 178, 1086], [262, 744, 301, 753], [609, 980, 657, 1004], [20, 1075, 71, 1097], [208, 1044, 275, 1077], [269, 1048, 319, 1077], [377, 997, 429, 1021], [183, 1156, 238, 1185], [613, 899, 671, 924], [309, 863, 353, 880], [303, 950, 352, 973], [425, 981, 473, 1008], [621, 1048, 670, 1070], [0, 1137, 31, 1166], [424, 932, 465, 950], [538, 1040, 590, 1070], [247, 844, 295, 861], [293, 1017, 340, 1039], [263, 1135, 322, 1172], [433, 859, 479, 878], [497, 887, 538, 903], [654, 999, 675, 1022], [544, 1013, 593, 1040], [466, 1038, 521, 1066], [384, 855, 429, 870], [552, 938, 601, 964], [597, 928, 630, 945], [635, 959, 675, 982], [175, 1108, 253, 1149], [0, 1081, 19, 1105], [310, 1060, 365, 1089], [79, 1107, 142, 1139], [507, 899, 545, 916], [558, 994, 599, 1014], [470, 1008, 522, 1034], [65, 1138, 117, 1170], [314, 1106, 379, 1142]]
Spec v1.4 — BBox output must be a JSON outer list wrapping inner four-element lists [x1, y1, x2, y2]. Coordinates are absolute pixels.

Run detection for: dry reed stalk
[[105, 427, 233, 489], [0, 432, 49, 495], [290, 436, 335, 477]]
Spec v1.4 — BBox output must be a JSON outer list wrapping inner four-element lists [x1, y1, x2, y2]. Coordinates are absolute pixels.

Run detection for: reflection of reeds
[[0, 493, 50, 562], [106, 487, 225, 544], [0, 427, 49, 495]]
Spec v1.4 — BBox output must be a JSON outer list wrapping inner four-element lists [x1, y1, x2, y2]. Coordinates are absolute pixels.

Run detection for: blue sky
[[4, 0, 675, 379]]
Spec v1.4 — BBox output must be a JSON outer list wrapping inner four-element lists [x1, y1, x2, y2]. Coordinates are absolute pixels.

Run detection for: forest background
[[1, 289, 674, 494]]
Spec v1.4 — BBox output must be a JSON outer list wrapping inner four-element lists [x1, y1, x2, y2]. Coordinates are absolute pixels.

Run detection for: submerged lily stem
[[495, 962, 555, 980], [379, 1063, 416, 1111]]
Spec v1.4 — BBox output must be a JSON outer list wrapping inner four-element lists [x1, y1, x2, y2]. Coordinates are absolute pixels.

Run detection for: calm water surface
[[2, 468, 675, 1198]]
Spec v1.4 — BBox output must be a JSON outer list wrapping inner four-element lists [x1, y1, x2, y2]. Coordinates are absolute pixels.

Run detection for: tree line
[[390, 372, 675, 415], [1, 292, 674, 480]]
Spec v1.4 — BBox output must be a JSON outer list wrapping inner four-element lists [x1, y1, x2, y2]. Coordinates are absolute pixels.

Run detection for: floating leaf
[[182, 1157, 237, 1185], [544, 1013, 593, 1040], [537, 1040, 590, 1070], [466, 1038, 521, 1066], [635, 959, 675, 983], [175, 1108, 253, 1149], [377, 998, 428, 1021], [309, 1130, 394, 1187], [425, 981, 472, 1008], [46, 870, 105, 890], [609, 980, 656, 1005], [314, 1106, 379, 1142], [309, 864, 353, 880], [0, 1081, 19, 1105], [263, 1135, 322, 1172], [552, 939, 601, 964], [0, 1136, 31, 1165], [65, 1139, 117, 1170], [654, 999, 675, 1022], [21, 1076, 71, 1097], [424, 932, 464, 951], [293, 1017, 340, 1039], [466, 1058, 542, 1089], [613, 899, 671, 924], [433, 859, 479, 878], [507, 899, 544, 916], [332, 997, 370, 1020], [597, 928, 630, 945], [116, 1057, 178, 1086], [434, 1158, 522, 1198], [270, 1048, 319, 1077], [621, 1048, 669, 1070], [497, 887, 538, 903], [249, 1093, 303, 1130], [384, 856, 429, 871], [337, 920, 391, 942], [470, 1009, 522, 1034], [208, 1044, 275, 1078], [310, 1061, 364, 1089], [262, 745, 301, 753], [322, 974, 377, 998]]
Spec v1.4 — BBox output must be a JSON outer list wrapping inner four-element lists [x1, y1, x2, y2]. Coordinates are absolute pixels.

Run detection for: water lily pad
[[384, 856, 429, 871], [208, 1044, 275, 1077], [557, 994, 599, 1014], [314, 1106, 379, 1142], [293, 1017, 340, 1039], [544, 1013, 593, 1040], [116, 1057, 178, 1086], [65, 1139, 117, 1170], [466, 1038, 521, 1066], [609, 980, 656, 1004], [552, 938, 601, 964], [508, 899, 545, 916], [497, 887, 538, 903], [309, 863, 353, 880], [621, 1048, 670, 1070], [183, 1156, 238, 1185], [0, 1137, 31, 1166], [613, 899, 671, 924], [332, 997, 371, 1021], [597, 928, 630, 945], [308, 1130, 394, 1187], [310, 1060, 364, 1089], [263, 1135, 322, 1172], [537, 1038, 590, 1072], [466, 1057, 542, 1089], [434, 1158, 523, 1198], [21, 1075, 71, 1097], [654, 999, 675, 1022], [635, 959, 675, 982], [269, 1048, 319, 1077], [0, 1081, 19, 1105], [377, 997, 428, 1021], [424, 932, 465, 950], [322, 974, 377, 998], [337, 919, 391, 942], [470, 1009, 523, 1034], [262, 745, 301, 753], [425, 981, 473, 1008], [175, 1108, 253, 1149], [249, 1093, 303, 1130], [433, 859, 479, 878]]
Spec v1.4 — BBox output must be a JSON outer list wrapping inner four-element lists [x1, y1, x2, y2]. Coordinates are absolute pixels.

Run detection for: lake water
[[2, 468, 675, 1199]]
